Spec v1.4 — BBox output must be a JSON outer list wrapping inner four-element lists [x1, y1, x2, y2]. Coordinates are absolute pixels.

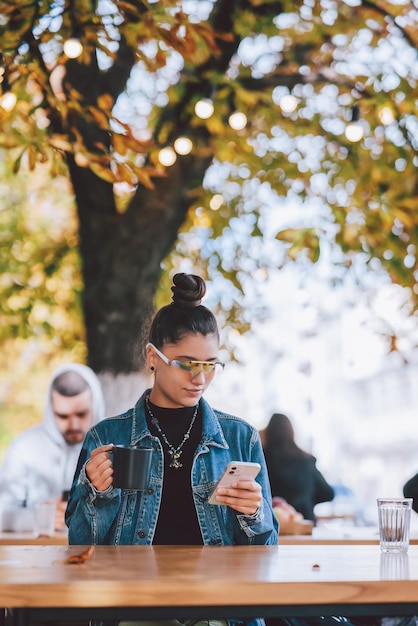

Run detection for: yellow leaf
[[28, 144, 36, 170], [88, 107, 110, 129], [115, 162, 136, 184], [113, 134, 128, 156], [97, 93, 114, 110], [74, 152, 90, 167], [49, 135, 73, 152], [89, 162, 116, 183], [276, 228, 298, 243], [399, 198, 418, 211]]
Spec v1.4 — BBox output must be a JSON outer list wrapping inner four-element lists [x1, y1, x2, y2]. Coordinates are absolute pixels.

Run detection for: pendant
[[169, 452, 183, 469]]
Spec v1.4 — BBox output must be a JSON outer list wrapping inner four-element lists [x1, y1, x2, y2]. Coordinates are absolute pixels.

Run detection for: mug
[[112, 445, 153, 490]]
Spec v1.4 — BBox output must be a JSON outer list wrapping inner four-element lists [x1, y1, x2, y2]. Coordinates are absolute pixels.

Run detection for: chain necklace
[[145, 394, 198, 469]]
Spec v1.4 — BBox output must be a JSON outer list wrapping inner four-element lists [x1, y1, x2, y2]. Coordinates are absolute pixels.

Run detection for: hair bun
[[171, 273, 206, 307]]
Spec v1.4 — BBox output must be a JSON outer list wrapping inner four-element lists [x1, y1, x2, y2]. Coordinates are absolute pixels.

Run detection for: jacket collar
[[130, 389, 228, 449]]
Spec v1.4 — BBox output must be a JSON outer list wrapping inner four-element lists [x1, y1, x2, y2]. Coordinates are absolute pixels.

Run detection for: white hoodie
[[0, 363, 105, 508]]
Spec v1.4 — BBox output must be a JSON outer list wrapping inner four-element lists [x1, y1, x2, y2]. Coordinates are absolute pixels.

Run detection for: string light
[[344, 105, 364, 142], [63, 37, 83, 59], [194, 98, 214, 120], [0, 91, 17, 111], [279, 94, 298, 113], [209, 194, 224, 210], [158, 146, 177, 166], [174, 136, 193, 155], [378, 106, 394, 125], [188, 90, 386, 151], [0, 65, 17, 111], [345, 121, 364, 142], [228, 111, 247, 130]]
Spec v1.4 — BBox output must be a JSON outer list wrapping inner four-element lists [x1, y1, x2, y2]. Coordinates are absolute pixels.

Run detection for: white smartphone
[[208, 461, 261, 505]]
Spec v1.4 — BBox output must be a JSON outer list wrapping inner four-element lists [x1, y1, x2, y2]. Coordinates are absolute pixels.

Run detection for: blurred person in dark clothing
[[403, 472, 418, 512], [262, 413, 334, 522]]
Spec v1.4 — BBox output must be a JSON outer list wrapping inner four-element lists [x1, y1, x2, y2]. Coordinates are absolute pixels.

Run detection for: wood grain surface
[[0, 544, 416, 609]]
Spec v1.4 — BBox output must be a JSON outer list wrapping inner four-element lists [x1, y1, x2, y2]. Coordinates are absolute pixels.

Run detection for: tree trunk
[[99, 371, 151, 417], [62, 0, 249, 376], [67, 151, 212, 375]]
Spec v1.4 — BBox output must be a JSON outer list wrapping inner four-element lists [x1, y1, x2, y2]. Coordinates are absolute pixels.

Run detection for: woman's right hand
[[86, 444, 114, 491]]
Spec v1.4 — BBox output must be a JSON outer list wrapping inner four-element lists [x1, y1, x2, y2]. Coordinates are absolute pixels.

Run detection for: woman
[[66, 272, 278, 626], [403, 473, 418, 512], [263, 413, 334, 523]]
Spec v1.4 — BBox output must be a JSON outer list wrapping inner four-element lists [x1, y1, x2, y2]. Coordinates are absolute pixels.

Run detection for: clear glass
[[34, 501, 56, 538], [377, 497, 412, 553]]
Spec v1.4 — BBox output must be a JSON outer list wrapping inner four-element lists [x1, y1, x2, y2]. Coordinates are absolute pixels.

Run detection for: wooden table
[[4, 544, 418, 625]]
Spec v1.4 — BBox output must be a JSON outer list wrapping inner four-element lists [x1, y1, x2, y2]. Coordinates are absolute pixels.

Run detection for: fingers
[[86, 444, 115, 492], [89, 444, 114, 459], [214, 480, 262, 515], [216, 479, 261, 497]]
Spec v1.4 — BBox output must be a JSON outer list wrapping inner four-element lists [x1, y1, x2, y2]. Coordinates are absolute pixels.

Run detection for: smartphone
[[208, 461, 261, 505]]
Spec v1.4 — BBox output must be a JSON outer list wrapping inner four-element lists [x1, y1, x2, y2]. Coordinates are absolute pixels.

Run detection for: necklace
[[145, 394, 198, 469]]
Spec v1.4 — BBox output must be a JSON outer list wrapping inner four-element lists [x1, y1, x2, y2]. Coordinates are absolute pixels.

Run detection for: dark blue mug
[[112, 445, 153, 490]]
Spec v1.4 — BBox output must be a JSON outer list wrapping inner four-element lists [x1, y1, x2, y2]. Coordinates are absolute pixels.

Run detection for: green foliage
[[0, 0, 228, 189], [0, 0, 417, 371], [0, 150, 85, 353], [0, 151, 86, 456]]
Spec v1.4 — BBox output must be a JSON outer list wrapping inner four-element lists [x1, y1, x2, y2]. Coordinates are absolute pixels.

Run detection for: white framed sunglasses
[[146, 343, 225, 377]]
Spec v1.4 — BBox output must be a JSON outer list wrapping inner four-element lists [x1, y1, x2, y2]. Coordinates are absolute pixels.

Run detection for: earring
[[150, 366, 155, 372]]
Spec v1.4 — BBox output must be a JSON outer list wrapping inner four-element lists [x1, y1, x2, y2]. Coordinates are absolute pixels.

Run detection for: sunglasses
[[146, 343, 225, 377]]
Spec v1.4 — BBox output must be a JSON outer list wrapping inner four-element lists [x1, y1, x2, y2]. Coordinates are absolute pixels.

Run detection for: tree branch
[[361, 0, 417, 48]]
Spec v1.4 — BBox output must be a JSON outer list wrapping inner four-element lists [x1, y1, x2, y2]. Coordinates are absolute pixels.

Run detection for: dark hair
[[52, 371, 89, 397], [263, 413, 308, 458], [148, 273, 219, 348]]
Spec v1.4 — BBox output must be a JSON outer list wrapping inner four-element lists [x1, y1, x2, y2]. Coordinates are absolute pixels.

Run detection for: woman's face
[[147, 332, 220, 408]]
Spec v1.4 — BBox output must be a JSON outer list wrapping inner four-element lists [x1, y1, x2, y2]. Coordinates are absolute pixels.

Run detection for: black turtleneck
[[146, 398, 203, 545]]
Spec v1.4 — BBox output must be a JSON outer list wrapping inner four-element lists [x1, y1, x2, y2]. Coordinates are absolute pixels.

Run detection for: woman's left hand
[[214, 480, 262, 515]]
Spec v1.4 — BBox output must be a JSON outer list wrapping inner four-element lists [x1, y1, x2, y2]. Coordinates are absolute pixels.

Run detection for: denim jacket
[[66, 390, 278, 626]]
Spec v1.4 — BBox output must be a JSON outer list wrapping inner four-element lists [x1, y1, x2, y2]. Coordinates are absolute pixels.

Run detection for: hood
[[43, 363, 106, 447]]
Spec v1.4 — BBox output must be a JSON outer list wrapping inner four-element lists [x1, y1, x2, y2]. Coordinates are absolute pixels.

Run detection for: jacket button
[[138, 530, 146, 538], [147, 488, 154, 495]]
